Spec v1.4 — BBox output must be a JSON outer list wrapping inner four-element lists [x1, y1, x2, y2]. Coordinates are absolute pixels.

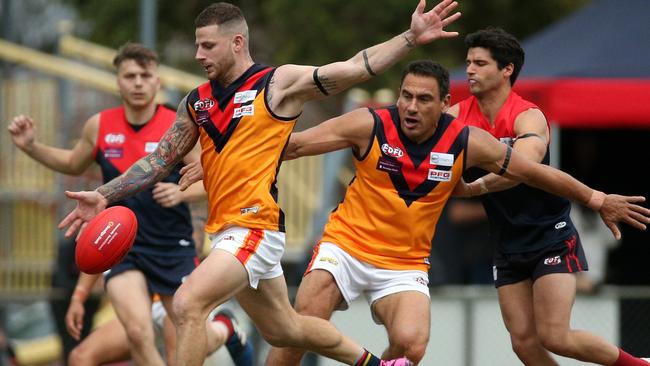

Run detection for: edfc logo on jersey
[[428, 169, 452, 182], [105, 133, 125, 145], [193, 98, 214, 111], [381, 143, 404, 158]]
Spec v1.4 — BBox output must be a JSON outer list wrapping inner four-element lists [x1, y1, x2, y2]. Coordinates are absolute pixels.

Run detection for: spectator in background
[[430, 197, 491, 285]]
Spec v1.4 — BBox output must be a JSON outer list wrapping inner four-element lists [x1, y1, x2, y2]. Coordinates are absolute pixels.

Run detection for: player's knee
[[509, 332, 540, 358], [388, 329, 428, 363], [172, 288, 202, 324], [68, 345, 94, 366], [538, 330, 570, 356], [122, 322, 152, 349]]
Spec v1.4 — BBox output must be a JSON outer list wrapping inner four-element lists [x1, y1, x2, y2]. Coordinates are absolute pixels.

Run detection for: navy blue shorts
[[104, 250, 198, 296], [493, 233, 588, 288]]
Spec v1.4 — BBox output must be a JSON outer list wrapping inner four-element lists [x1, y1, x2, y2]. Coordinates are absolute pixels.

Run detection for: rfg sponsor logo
[[233, 105, 254, 118], [381, 143, 404, 158], [544, 256, 562, 266], [193, 98, 215, 111], [104, 133, 125, 145], [427, 169, 452, 182], [555, 221, 567, 229]]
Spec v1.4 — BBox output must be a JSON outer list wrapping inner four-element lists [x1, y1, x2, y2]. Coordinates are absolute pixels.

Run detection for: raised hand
[[409, 0, 461, 45], [598, 195, 650, 239], [58, 190, 108, 238], [7, 114, 36, 150]]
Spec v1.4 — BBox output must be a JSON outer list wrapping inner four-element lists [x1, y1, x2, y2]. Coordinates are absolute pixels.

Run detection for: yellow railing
[[58, 34, 205, 93], [0, 79, 59, 297], [0, 38, 169, 103]]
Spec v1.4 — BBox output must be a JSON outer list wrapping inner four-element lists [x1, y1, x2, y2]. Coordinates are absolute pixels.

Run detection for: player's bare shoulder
[[265, 64, 316, 118]]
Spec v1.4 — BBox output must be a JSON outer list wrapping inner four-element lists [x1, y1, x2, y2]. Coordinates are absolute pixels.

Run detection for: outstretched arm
[[7, 114, 97, 175], [466, 126, 650, 239], [59, 96, 200, 237], [268, 0, 461, 117], [285, 108, 375, 160]]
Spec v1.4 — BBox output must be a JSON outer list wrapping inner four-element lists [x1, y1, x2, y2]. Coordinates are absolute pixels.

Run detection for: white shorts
[[308, 242, 430, 324], [210, 226, 285, 289]]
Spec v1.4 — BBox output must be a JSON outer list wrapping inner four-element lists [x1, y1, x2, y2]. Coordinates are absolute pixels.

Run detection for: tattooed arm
[[266, 0, 461, 118], [59, 96, 200, 237]]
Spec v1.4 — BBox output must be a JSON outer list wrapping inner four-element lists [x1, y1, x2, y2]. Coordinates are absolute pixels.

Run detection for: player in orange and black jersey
[[59, 2, 465, 366], [447, 27, 650, 366], [264, 59, 650, 365]]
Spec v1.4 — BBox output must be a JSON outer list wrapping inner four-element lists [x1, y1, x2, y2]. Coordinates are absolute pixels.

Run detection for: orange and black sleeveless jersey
[[458, 92, 575, 254], [93, 105, 195, 256], [186, 64, 297, 234], [321, 106, 469, 271]]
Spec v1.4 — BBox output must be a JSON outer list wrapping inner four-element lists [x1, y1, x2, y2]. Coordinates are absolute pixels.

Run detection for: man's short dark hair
[[112, 42, 159, 69], [464, 27, 525, 86], [195, 2, 246, 28], [400, 60, 450, 100]]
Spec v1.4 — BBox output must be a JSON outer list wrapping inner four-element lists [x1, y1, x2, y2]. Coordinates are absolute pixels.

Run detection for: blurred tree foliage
[[62, 0, 590, 88]]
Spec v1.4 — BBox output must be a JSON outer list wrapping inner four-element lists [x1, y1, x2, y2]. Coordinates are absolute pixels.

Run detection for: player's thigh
[[236, 275, 300, 340], [373, 290, 431, 343], [106, 270, 153, 328], [497, 280, 536, 337], [175, 248, 249, 314], [293, 269, 343, 318], [532, 273, 575, 335]]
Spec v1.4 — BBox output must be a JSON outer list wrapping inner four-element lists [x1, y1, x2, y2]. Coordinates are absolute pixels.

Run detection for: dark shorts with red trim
[[493, 233, 588, 288], [104, 250, 199, 296]]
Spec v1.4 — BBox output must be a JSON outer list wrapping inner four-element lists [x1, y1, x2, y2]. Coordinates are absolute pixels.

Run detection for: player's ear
[[232, 34, 245, 51], [442, 93, 451, 109], [503, 63, 514, 79]]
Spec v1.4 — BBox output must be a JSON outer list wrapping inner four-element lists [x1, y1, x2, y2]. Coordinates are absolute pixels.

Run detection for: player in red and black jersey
[[448, 27, 650, 366]]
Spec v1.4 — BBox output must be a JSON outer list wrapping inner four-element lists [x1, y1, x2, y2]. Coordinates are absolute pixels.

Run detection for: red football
[[75, 206, 138, 274]]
